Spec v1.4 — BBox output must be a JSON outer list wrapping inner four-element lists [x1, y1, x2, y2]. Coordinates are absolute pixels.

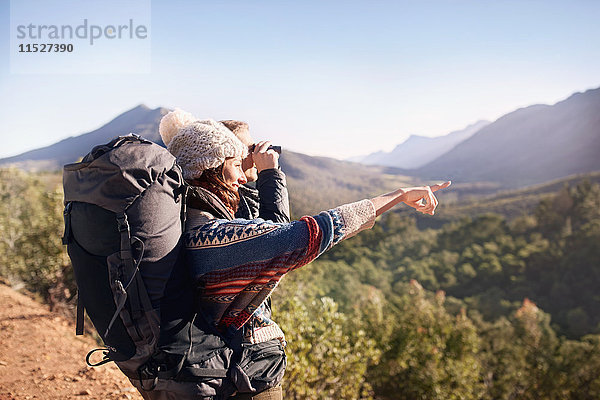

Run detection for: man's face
[[234, 129, 258, 183]]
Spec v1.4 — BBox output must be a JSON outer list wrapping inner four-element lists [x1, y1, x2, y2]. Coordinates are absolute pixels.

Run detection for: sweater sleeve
[[184, 199, 376, 333]]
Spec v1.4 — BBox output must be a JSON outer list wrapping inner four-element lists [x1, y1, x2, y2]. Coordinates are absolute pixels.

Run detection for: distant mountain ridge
[[0, 105, 169, 170], [0, 105, 417, 216], [417, 87, 600, 187], [2, 87, 599, 192], [279, 152, 413, 216], [355, 120, 490, 168]]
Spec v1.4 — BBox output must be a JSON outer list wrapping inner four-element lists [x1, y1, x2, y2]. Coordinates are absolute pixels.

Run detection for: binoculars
[[249, 144, 282, 154]]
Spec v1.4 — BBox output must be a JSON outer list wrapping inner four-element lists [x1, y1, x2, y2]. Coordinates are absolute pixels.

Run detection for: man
[[220, 120, 290, 223]]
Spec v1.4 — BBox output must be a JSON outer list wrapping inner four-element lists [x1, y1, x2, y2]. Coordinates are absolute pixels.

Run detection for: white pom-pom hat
[[159, 109, 248, 180], [159, 108, 196, 147]]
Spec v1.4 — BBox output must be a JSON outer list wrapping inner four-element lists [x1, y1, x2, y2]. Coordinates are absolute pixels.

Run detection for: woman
[[148, 110, 450, 399]]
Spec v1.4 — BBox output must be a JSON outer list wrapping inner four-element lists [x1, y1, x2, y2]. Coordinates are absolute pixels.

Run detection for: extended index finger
[[430, 181, 452, 192]]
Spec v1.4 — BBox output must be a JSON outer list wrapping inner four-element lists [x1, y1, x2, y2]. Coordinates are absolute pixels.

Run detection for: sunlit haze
[[1, 0, 598, 159]]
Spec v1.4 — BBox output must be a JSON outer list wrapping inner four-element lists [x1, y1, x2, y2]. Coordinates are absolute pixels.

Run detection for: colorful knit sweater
[[184, 191, 376, 343]]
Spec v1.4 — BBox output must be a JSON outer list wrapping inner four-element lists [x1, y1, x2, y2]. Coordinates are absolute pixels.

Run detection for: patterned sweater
[[184, 197, 376, 344]]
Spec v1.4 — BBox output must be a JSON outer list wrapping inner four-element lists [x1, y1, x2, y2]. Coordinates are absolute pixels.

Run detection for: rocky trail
[[0, 284, 143, 400]]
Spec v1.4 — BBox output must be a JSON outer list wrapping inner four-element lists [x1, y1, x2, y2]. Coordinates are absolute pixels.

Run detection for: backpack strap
[[178, 185, 189, 231], [104, 212, 159, 343], [62, 202, 86, 336], [103, 212, 134, 338], [76, 290, 85, 335], [160, 366, 228, 380], [61, 202, 72, 245], [117, 212, 134, 273]]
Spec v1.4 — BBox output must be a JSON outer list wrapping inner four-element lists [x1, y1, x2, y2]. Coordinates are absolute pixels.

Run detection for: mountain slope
[[0, 283, 142, 399], [280, 151, 415, 216], [358, 120, 489, 168], [405, 171, 600, 229], [0, 103, 420, 215], [0, 105, 169, 171], [417, 88, 600, 187]]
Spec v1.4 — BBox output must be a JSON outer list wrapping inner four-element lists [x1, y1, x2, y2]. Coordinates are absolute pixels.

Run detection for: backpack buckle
[[116, 213, 130, 232], [138, 364, 159, 391]]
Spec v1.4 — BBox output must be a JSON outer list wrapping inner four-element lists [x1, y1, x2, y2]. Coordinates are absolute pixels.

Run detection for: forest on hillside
[[1, 168, 599, 399]]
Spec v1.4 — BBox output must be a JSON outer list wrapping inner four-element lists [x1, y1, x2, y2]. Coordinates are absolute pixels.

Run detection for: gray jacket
[[236, 168, 290, 223]]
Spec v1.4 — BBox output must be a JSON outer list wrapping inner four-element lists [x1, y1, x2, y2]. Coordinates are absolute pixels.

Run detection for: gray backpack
[[62, 134, 185, 378]]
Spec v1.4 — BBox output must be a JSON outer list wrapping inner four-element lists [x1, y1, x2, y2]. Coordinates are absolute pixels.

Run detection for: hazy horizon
[[1, 0, 599, 160]]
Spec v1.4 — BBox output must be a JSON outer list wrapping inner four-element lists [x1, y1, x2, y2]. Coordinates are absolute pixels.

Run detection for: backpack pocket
[[106, 250, 159, 356], [184, 345, 234, 380], [68, 240, 136, 360], [231, 340, 286, 393]]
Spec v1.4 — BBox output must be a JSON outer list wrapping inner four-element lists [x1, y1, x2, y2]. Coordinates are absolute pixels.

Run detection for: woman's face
[[222, 157, 247, 191]]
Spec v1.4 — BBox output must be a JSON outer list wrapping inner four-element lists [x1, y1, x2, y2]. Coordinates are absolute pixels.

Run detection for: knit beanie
[[159, 109, 248, 180]]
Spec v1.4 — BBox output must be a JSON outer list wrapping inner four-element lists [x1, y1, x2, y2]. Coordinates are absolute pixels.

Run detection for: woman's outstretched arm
[[187, 180, 451, 332], [371, 181, 452, 217]]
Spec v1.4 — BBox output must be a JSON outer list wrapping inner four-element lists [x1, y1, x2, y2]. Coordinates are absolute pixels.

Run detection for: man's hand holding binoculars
[[251, 141, 280, 172]]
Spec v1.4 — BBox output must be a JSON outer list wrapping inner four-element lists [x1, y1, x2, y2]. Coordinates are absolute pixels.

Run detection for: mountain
[[354, 120, 490, 168], [0, 104, 418, 216], [279, 152, 414, 216], [5, 86, 599, 206], [0, 105, 170, 171], [417, 88, 600, 187], [396, 171, 600, 230]]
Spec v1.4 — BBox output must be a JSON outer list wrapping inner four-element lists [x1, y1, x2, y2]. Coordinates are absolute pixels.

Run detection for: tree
[[275, 288, 381, 400], [372, 280, 485, 400], [0, 169, 73, 305]]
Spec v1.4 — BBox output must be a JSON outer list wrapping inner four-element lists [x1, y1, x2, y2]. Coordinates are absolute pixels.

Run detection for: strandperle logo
[[16, 19, 148, 45]]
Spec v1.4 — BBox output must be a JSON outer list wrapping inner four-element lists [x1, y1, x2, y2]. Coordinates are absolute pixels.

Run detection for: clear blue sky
[[1, 0, 599, 159]]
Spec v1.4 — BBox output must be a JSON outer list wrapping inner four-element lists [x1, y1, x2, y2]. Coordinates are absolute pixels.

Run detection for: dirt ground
[[0, 284, 143, 400]]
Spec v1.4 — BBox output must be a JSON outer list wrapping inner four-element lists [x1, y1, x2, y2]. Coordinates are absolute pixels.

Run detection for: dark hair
[[188, 162, 240, 214]]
